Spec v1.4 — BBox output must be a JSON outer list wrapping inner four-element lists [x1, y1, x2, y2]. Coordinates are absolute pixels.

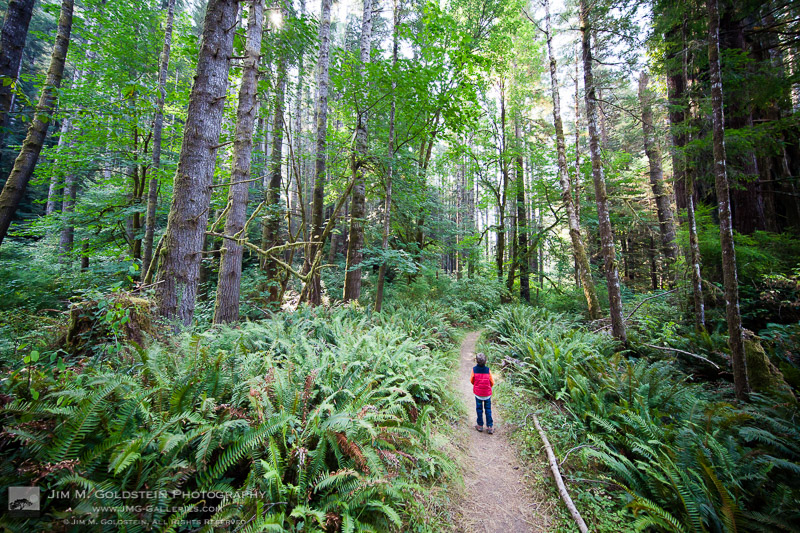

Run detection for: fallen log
[[531, 413, 589, 533]]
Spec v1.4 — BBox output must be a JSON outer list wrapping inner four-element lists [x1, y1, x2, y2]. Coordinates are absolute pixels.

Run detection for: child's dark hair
[[476, 353, 487, 366]]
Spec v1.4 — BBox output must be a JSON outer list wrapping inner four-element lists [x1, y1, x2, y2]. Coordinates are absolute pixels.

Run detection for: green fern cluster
[[486, 305, 800, 532], [0, 305, 457, 532]]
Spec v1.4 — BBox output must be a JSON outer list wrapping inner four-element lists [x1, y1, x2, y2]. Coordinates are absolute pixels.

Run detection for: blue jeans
[[475, 397, 493, 427]]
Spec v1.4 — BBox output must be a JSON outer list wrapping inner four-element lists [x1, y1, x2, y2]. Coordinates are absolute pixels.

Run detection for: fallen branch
[[531, 413, 589, 533], [642, 343, 720, 370], [625, 289, 678, 321]]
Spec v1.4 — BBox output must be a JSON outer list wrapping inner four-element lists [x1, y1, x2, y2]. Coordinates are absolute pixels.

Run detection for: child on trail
[[470, 352, 495, 434]]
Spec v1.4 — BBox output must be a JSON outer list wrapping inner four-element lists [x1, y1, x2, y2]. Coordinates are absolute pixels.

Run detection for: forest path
[[449, 331, 553, 532]]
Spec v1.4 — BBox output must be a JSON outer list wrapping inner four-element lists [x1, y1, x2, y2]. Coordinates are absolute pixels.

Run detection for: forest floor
[[449, 331, 557, 532]]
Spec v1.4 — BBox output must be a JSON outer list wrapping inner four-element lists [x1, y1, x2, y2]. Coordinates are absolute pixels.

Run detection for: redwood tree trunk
[[305, 0, 333, 306], [142, 0, 176, 278], [0, 0, 35, 131], [0, 0, 73, 247], [581, 0, 626, 342], [154, 0, 238, 325], [707, 0, 749, 401], [545, 0, 601, 318], [343, 0, 374, 302], [639, 71, 678, 268], [213, 0, 264, 324]]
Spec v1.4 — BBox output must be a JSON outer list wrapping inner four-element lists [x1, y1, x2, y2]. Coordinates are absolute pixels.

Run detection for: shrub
[[485, 306, 800, 533], [0, 305, 457, 532]]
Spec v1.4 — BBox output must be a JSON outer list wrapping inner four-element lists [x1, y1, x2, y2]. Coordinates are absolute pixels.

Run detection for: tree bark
[[154, 0, 238, 326], [374, 0, 398, 312], [304, 0, 333, 305], [213, 0, 264, 324], [581, 0, 626, 342], [0, 0, 35, 132], [639, 71, 678, 269], [0, 0, 73, 248], [343, 0, 374, 302], [545, 0, 601, 318], [707, 0, 749, 401], [142, 0, 176, 278]]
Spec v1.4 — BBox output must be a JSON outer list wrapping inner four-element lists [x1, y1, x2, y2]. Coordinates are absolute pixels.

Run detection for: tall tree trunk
[[707, 0, 749, 401], [545, 0, 601, 318], [573, 42, 582, 288], [291, 0, 306, 241], [142, 0, 176, 278], [639, 71, 678, 268], [213, 0, 264, 324], [262, 45, 288, 304], [374, 0, 397, 312], [0, 0, 35, 134], [496, 81, 508, 287], [0, 0, 73, 247], [305, 0, 332, 305], [514, 111, 529, 302], [668, 23, 705, 330], [581, 0, 626, 342], [342, 0, 374, 302], [154, 0, 238, 326]]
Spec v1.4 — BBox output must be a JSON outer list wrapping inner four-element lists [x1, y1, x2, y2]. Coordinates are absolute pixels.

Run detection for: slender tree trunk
[[0, 0, 35, 134], [707, 0, 748, 401], [0, 0, 73, 247], [514, 112, 529, 302], [291, 0, 306, 241], [639, 71, 678, 269], [262, 45, 288, 303], [80, 238, 89, 271], [142, 0, 175, 278], [374, 0, 398, 312], [343, 0, 374, 302], [47, 113, 72, 217], [59, 161, 77, 256], [213, 0, 264, 324], [581, 0, 626, 341], [669, 24, 705, 330], [573, 42, 582, 288], [305, 0, 332, 305], [545, 0, 601, 318], [496, 81, 508, 287], [154, 0, 238, 326]]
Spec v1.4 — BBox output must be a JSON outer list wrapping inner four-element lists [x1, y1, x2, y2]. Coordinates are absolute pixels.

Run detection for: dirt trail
[[451, 331, 551, 533]]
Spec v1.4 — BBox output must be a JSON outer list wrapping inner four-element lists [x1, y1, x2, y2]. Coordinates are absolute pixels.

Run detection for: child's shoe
[[475, 425, 484, 432], [487, 426, 494, 434]]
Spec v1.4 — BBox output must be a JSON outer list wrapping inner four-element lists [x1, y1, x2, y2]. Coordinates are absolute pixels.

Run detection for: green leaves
[[23, 350, 39, 364]]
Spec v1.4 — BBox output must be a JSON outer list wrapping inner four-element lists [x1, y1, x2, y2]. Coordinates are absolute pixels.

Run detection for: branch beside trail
[[532, 413, 589, 533]]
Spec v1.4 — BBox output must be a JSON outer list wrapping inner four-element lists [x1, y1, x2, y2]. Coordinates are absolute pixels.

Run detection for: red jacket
[[470, 365, 495, 397]]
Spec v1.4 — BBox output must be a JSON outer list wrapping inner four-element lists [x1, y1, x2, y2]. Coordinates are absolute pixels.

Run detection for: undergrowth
[[484, 305, 800, 533], [0, 304, 461, 532]]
